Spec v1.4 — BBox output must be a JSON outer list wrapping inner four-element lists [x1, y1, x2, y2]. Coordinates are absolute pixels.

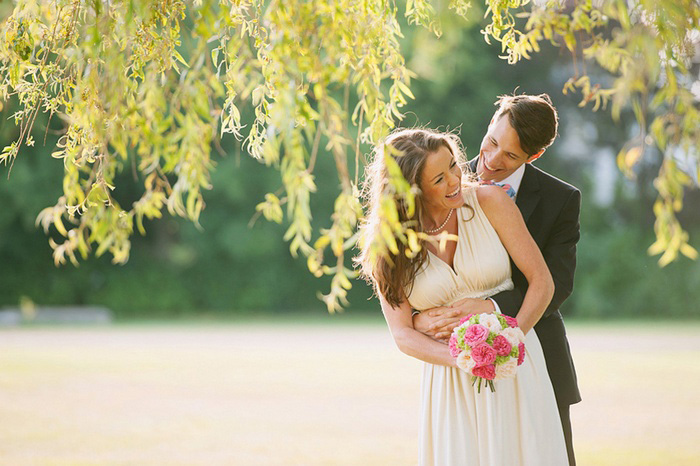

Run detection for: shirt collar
[[497, 163, 527, 196]]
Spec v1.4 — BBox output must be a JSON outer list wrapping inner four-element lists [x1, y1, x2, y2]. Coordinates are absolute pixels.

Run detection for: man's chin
[[477, 163, 499, 181], [480, 165, 511, 182], [479, 171, 500, 182]]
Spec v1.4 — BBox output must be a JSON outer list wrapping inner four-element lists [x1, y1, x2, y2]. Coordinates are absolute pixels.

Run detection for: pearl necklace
[[425, 208, 453, 234]]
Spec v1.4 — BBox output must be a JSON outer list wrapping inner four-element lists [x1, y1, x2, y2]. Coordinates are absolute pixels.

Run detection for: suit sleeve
[[540, 188, 580, 317], [490, 288, 523, 318], [492, 188, 581, 318]]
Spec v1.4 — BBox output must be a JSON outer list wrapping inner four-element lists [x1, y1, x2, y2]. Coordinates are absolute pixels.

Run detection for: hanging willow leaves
[[483, 0, 700, 266], [0, 0, 697, 313]]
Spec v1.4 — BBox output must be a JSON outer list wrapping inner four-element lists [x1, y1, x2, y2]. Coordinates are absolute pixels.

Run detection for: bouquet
[[449, 312, 526, 393]]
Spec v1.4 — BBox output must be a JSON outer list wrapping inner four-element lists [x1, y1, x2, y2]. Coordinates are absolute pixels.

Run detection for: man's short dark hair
[[495, 93, 558, 156]]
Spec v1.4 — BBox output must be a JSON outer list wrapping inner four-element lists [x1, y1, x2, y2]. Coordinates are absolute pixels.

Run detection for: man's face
[[477, 115, 539, 182]]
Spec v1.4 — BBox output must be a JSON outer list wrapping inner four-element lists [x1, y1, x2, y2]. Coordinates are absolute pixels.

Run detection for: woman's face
[[419, 144, 463, 214]]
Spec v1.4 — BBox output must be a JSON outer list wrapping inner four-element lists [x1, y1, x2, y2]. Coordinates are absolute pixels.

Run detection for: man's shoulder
[[527, 164, 580, 196]]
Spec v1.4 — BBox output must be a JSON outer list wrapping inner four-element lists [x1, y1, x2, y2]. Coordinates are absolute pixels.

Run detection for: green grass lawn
[[1, 319, 699, 465]]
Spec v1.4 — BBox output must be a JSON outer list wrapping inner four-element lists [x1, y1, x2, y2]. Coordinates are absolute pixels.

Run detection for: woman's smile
[[446, 187, 461, 199]]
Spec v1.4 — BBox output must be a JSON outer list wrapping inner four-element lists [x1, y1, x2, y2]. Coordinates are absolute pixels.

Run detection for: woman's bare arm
[[378, 291, 457, 367], [477, 185, 555, 334]]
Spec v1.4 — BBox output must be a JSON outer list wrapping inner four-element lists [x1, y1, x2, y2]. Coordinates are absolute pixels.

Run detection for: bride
[[356, 128, 568, 465]]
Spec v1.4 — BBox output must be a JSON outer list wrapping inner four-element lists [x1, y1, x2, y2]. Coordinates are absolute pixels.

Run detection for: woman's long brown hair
[[356, 128, 473, 308]]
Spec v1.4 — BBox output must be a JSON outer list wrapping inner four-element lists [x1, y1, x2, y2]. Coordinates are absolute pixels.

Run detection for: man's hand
[[412, 298, 495, 342]]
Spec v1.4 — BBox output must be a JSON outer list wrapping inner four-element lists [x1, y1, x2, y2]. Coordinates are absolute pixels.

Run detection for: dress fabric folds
[[406, 187, 568, 466]]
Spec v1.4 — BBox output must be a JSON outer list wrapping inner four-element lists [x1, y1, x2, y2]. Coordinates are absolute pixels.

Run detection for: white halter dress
[[406, 187, 569, 466]]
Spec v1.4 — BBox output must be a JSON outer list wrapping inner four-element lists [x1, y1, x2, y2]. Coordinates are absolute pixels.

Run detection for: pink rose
[[472, 364, 496, 380], [449, 334, 461, 358], [492, 335, 512, 356], [504, 315, 518, 328], [459, 314, 476, 325], [517, 343, 526, 366], [471, 343, 497, 366], [463, 324, 489, 347]]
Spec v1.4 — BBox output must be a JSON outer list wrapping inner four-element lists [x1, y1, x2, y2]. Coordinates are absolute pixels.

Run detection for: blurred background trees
[[0, 0, 698, 319]]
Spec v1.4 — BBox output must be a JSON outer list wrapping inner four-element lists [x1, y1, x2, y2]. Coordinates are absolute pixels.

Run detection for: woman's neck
[[424, 206, 453, 232]]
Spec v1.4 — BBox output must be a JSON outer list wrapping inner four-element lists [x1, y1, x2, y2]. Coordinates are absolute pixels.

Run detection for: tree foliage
[[0, 0, 698, 312]]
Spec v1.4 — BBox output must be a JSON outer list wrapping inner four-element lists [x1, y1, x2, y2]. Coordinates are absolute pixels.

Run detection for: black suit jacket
[[470, 159, 582, 407]]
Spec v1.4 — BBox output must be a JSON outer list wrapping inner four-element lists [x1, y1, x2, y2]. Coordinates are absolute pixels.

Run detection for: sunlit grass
[[1, 319, 699, 465]]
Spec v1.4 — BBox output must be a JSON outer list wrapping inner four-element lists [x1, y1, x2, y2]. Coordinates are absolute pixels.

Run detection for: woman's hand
[[413, 298, 495, 341]]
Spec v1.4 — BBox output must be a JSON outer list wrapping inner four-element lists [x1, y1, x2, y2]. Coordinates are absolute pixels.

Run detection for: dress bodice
[[405, 187, 513, 310]]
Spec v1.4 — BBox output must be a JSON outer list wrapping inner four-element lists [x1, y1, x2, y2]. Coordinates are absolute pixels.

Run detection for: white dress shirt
[[490, 163, 526, 199]]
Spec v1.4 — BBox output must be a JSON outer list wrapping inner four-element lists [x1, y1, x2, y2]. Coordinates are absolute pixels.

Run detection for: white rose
[[478, 314, 502, 333], [494, 358, 518, 381], [500, 327, 526, 346], [456, 351, 475, 373]]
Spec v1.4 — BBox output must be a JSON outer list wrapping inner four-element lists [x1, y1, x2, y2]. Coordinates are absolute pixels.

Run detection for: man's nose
[[488, 150, 506, 167]]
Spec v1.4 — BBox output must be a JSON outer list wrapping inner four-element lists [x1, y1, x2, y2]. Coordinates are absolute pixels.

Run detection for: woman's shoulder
[[473, 184, 512, 214], [459, 183, 507, 221]]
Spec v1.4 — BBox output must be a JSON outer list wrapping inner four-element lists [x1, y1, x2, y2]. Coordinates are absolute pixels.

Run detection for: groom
[[413, 93, 581, 465]]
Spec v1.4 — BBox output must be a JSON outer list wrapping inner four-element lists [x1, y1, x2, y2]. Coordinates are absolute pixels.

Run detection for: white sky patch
[[692, 80, 700, 101]]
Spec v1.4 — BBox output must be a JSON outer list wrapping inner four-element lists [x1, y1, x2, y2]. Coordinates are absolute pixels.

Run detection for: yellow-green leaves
[[484, 0, 699, 268], [648, 159, 698, 266], [1, 0, 220, 267], [1, 0, 697, 313], [617, 145, 643, 179], [256, 193, 284, 224], [406, 0, 442, 37], [449, 0, 472, 19]]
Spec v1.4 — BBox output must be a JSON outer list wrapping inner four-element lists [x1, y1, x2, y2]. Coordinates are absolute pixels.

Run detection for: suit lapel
[[516, 164, 541, 223], [469, 157, 541, 223], [468, 157, 478, 174]]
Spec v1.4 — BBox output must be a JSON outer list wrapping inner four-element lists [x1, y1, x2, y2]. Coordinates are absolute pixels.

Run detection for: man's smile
[[483, 159, 500, 172]]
